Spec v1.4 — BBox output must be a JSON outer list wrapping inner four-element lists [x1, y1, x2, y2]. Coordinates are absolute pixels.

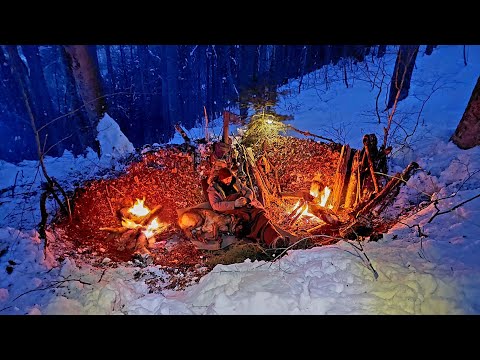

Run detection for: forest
[[0, 44, 437, 163]]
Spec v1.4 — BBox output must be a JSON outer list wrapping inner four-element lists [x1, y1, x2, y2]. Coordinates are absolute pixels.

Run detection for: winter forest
[[1, 44, 479, 315], [1, 45, 381, 162]]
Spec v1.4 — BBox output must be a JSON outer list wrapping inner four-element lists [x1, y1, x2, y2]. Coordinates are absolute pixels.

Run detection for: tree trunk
[[22, 45, 60, 155], [451, 76, 480, 149], [63, 45, 106, 126], [60, 46, 95, 155], [386, 45, 420, 110], [104, 45, 116, 92]]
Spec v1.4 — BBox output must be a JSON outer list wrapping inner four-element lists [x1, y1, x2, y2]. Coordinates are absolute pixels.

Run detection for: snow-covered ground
[[1, 45, 479, 315]]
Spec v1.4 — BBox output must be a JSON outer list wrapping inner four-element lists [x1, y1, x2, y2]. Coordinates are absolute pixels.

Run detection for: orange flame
[[319, 186, 331, 207], [310, 186, 331, 208], [129, 198, 150, 217], [122, 218, 142, 229], [142, 217, 169, 239]]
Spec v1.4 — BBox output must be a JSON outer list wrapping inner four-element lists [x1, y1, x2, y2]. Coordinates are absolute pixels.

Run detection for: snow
[[1, 45, 480, 315]]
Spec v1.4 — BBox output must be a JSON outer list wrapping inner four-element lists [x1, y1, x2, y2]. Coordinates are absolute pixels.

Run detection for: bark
[[451, 76, 480, 149], [104, 45, 116, 92], [386, 45, 420, 110], [331, 145, 352, 211], [63, 45, 106, 125]]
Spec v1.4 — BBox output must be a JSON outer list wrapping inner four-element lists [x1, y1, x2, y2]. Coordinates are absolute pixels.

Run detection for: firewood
[[354, 161, 419, 219], [331, 145, 352, 211], [363, 134, 380, 193], [344, 150, 361, 209], [308, 203, 342, 226], [174, 124, 191, 145], [288, 200, 308, 226], [280, 190, 314, 202], [246, 147, 272, 207]]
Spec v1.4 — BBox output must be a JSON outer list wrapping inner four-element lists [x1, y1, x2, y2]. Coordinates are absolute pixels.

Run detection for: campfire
[[101, 198, 170, 258]]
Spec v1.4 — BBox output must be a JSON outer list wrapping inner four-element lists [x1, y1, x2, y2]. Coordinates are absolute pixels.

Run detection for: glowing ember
[[129, 198, 150, 217], [142, 217, 161, 239]]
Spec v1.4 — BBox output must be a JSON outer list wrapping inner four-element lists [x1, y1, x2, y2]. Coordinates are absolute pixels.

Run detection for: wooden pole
[[363, 135, 380, 193]]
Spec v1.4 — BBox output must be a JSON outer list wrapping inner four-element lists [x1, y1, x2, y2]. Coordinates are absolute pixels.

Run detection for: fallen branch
[[354, 161, 419, 219], [286, 125, 335, 143], [175, 124, 191, 145]]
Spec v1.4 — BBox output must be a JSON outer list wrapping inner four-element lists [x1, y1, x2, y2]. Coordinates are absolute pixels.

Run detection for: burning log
[[287, 199, 308, 226], [117, 201, 163, 227], [280, 190, 315, 202], [100, 199, 168, 259], [307, 203, 342, 226]]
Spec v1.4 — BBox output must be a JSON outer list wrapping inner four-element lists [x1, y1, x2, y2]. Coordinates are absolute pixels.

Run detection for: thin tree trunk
[[63, 45, 106, 137], [451, 76, 480, 149], [104, 45, 116, 91]]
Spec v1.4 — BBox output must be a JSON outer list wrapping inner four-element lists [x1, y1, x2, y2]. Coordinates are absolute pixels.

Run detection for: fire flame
[[291, 200, 314, 218], [129, 198, 150, 217], [142, 217, 161, 239], [122, 218, 142, 229], [310, 186, 332, 208], [319, 186, 331, 207]]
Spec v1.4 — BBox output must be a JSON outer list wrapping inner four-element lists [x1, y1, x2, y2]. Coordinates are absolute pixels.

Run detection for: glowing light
[[129, 198, 150, 217], [122, 218, 142, 229], [319, 186, 331, 207], [266, 119, 273, 124], [142, 218, 165, 239]]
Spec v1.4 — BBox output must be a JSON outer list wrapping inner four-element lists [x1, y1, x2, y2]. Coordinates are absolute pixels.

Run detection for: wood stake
[[363, 135, 380, 193]]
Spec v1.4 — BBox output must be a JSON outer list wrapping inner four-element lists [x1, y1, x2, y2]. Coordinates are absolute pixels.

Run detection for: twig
[[105, 184, 115, 216], [109, 184, 125, 197], [344, 239, 379, 280], [285, 125, 335, 143], [98, 269, 107, 283], [12, 170, 22, 197], [12, 278, 93, 302], [272, 234, 345, 263], [427, 193, 480, 224]]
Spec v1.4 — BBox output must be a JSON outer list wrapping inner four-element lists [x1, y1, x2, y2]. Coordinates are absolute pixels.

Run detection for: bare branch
[[427, 193, 480, 224]]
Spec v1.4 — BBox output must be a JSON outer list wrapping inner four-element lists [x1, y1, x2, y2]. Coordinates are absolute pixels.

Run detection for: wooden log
[[354, 161, 419, 219], [363, 134, 380, 193], [280, 190, 315, 202], [344, 150, 361, 209], [308, 203, 342, 226], [246, 147, 272, 207], [330, 144, 352, 211], [174, 124, 191, 145], [289, 201, 308, 226]]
